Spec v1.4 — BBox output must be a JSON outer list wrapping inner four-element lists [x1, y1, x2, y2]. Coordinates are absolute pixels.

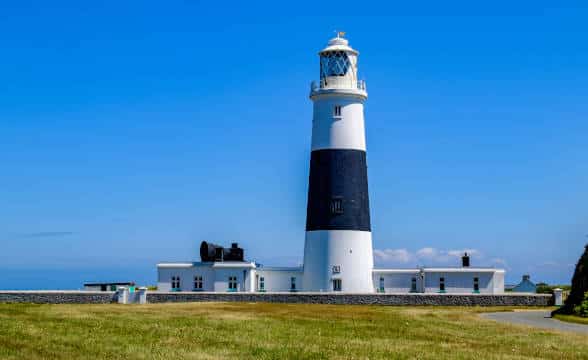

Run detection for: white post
[[117, 287, 129, 304], [553, 288, 563, 306], [138, 287, 147, 304]]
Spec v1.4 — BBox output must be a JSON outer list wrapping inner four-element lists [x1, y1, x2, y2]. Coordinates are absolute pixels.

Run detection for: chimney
[[461, 252, 470, 267], [231, 242, 238, 249]]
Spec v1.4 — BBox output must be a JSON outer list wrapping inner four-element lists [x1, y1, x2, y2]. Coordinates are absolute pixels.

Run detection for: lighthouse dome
[[319, 36, 358, 55]]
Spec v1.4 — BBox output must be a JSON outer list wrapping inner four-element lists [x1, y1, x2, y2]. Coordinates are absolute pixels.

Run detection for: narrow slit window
[[259, 276, 265, 291], [473, 277, 479, 292], [439, 277, 445, 292], [330, 198, 344, 214], [290, 277, 296, 291], [379, 277, 385, 293], [333, 105, 342, 117], [411, 277, 417, 292]]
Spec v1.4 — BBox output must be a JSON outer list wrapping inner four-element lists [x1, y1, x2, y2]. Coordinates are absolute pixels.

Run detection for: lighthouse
[[157, 33, 507, 296], [302, 33, 374, 292]]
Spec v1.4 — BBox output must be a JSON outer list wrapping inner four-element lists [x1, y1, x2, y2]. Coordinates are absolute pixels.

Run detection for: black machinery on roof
[[200, 241, 244, 262]]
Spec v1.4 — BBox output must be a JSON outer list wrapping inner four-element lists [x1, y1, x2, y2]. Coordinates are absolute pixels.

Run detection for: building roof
[[83, 282, 134, 286], [157, 261, 256, 269], [256, 266, 303, 272]]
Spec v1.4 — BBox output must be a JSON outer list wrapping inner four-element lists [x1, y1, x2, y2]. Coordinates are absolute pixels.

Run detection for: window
[[259, 276, 265, 291], [379, 277, 385, 293], [290, 277, 297, 291], [439, 277, 445, 292], [171, 276, 181, 290], [473, 277, 479, 292], [330, 198, 344, 214], [411, 277, 417, 293], [333, 105, 342, 117], [320, 51, 351, 78], [228, 276, 237, 291], [333, 279, 342, 292], [194, 276, 203, 290], [332, 265, 341, 274]]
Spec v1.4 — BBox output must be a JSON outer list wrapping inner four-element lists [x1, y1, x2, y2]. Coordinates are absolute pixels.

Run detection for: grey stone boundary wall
[[0, 291, 553, 306], [0, 291, 116, 304], [147, 292, 553, 306]]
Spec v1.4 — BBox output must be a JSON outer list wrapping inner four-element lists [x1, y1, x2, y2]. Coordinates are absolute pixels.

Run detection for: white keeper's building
[[157, 34, 505, 295]]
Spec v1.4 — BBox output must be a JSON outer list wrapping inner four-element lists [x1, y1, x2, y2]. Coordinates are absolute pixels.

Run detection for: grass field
[[1, 303, 587, 359]]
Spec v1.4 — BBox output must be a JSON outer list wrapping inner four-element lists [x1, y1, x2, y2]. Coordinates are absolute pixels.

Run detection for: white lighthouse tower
[[302, 33, 374, 293]]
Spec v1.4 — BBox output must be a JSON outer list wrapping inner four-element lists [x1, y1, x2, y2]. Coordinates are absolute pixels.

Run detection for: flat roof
[[373, 267, 504, 273], [83, 282, 134, 286], [256, 267, 303, 272], [157, 261, 256, 269]]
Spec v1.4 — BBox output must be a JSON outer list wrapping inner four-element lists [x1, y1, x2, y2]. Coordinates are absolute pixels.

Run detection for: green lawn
[[0, 302, 587, 359]]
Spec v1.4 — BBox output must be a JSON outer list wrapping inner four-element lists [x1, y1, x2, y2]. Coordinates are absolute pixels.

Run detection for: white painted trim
[[211, 262, 256, 268], [373, 269, 420, 274]]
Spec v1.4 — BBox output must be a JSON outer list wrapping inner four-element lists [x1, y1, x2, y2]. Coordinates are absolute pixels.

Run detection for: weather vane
[[335, 30, 346, 38]]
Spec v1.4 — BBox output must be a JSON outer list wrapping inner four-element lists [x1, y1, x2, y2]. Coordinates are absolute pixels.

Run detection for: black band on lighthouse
[[305, 149, 371, 231]]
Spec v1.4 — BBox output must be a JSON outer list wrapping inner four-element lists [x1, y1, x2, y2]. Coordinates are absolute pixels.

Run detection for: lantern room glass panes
[[320, 51, 351, 78]]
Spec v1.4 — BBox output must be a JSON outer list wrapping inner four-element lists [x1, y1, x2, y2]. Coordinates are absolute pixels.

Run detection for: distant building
[[511, 275, 536, 293], [84, 282, 135, 292]]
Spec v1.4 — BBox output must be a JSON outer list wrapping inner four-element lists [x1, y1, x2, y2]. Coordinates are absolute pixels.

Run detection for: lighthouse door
[[332, 279, 342, 292]]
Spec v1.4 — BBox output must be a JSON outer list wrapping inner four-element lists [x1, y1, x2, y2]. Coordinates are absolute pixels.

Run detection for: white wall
[[255, 269, 303, 292], [303, 230, 374, 293], [311, 97, 366, 151], [492, 270, 505, 294], [373, 272, 420, 293], [424, 271, 494, 294], [213, 268, 250, 292], [157, 266, 216, 292]]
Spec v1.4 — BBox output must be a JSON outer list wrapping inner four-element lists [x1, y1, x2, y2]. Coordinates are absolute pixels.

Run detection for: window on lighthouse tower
[[320, 51, 351, 78]]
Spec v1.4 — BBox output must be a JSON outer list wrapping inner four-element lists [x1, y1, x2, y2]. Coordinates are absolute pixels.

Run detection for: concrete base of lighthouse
[[302, 230, 374, 293]]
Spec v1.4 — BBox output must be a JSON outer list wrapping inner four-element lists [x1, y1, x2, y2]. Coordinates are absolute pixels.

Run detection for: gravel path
[[481, 310, 588, 334]]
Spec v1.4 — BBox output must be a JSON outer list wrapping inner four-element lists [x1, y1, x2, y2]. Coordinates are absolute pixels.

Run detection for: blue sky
[[1, 1, 587, 289]]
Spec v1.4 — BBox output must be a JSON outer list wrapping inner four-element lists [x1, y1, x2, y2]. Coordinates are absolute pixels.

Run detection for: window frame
[[330, 197, 344, 215], [193, 275, 203, 290], [333, 105, 342, 117], [228, 276, 238, 291], [333, 279, 342, 292], [439, 277, 446, 292], [473, 277, 480, 293], [259, 276, 265, 291], [379, 277, 385, 293], [171, 276, 181, 291], [410, 277, 417, 293]]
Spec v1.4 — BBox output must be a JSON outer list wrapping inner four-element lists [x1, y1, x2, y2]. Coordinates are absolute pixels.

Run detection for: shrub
[[553, 244, 588, 315], [574, 291, 588, 317]]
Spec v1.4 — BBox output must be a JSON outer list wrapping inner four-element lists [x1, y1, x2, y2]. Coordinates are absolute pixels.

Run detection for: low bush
[[573, 291, 588, 317]]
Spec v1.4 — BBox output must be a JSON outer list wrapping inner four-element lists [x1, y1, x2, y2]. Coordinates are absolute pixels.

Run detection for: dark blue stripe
[[305, 149, 371, 231]]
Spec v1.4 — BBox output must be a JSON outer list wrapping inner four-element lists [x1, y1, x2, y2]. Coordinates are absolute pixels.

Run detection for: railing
[[310, 78, 367, 94]]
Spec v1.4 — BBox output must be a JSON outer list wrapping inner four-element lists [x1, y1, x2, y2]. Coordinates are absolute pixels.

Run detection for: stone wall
[[0, 291, 116, 304], [0, 291, 552, 306], [147, 292, 553, 306]]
